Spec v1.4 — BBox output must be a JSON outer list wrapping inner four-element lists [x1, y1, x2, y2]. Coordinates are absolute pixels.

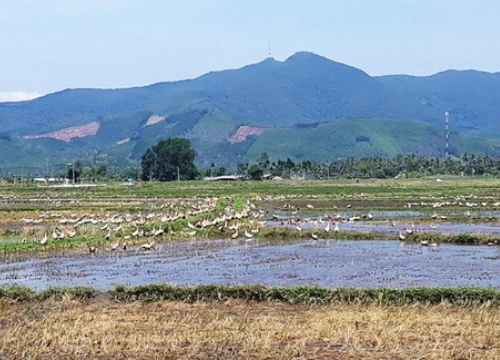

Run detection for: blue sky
[[1, 0, 499, 100]]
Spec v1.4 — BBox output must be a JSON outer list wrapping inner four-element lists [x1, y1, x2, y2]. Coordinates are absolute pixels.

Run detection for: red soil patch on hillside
[[22, 121, 100, 142], [144, 115, 165, 126], [228, 125, 266, 144]]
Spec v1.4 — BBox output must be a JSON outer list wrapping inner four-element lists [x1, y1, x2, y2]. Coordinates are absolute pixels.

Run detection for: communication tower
[[444, 111, 450, 157]]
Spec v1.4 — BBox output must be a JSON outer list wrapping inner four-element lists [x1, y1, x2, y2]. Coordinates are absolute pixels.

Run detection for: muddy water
[[273, 210, 425, 219], [0, 240, 498, 290], [268, 220, 500, 235], [273, 209, 500, 219]]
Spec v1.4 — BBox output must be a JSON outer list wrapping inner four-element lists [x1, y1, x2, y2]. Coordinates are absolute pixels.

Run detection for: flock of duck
[[15, 193, 500, 254], [20, 198, 266, 253], [273, 201, 450, 246]]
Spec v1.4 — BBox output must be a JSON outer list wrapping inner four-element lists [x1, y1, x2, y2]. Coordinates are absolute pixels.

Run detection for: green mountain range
[[1, 51, 499, 176]]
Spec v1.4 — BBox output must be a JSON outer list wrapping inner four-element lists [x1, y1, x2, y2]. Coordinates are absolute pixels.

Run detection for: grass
[[1, 284, 499, 306], [0, 298, 498, 359], [111, 285, 500, 306], [3, 176, 500, 199], [405, 232, 500, 245]]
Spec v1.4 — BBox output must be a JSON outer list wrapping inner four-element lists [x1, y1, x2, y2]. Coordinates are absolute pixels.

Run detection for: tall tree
[[141, 138, 198, 181]]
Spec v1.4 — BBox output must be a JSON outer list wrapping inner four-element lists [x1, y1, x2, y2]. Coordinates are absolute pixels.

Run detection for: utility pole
[[72, 162, 75, 184], [177, 166, 180, 181]]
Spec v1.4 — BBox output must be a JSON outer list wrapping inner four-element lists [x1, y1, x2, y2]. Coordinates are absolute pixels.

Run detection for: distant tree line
[[12, 142, 500, 182], [140, 143, 500, 181], [233, 153, 500, 180], [65, 161, 109, 183]]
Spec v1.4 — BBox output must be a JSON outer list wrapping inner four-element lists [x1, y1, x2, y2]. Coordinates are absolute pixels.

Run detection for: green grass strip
[[1, 284, 498, 306]]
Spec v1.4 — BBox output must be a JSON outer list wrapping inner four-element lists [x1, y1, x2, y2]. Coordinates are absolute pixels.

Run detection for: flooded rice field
[[268, 220, 500, 235], [273, 209, 500, 220], [1, 240, 498, 290]]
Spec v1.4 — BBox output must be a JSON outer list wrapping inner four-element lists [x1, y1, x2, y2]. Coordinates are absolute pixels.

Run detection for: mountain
[[378, 70, 500, 137], [0, 51, 499, 176]]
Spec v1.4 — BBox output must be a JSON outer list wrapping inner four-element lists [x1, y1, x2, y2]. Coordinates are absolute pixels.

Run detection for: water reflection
[[0, 240, 498, 290]]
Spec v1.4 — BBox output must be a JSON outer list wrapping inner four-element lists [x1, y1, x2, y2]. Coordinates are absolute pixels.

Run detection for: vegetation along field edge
[[1, 284, 499, 306]]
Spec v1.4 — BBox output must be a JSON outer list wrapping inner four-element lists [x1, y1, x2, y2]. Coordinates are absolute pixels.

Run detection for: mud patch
[[22, 121, 100, 142], [228, 125, 266, 144], [144, 114, 165, 127]]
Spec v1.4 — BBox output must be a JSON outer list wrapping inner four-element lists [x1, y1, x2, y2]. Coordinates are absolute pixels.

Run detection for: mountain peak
[[284, 51, 369, 78], [262, 56, 278, 63], [285, 51, 326, 61]]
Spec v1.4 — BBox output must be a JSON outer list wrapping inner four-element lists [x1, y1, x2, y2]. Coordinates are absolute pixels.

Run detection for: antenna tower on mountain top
[[444, 111, 450, 157]]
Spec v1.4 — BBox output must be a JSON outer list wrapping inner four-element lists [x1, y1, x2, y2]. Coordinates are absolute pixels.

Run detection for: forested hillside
[[1, 52, 499, 175]]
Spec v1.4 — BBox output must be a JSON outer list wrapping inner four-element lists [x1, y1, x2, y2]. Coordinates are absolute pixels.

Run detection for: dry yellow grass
[[0, 299, 498, 359]]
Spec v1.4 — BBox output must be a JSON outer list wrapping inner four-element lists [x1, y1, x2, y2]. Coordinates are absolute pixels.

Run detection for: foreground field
[[0, 298, 498, 359]]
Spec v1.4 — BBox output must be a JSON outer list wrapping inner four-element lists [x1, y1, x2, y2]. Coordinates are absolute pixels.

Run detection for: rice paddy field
[[1, 177, 499, 359]]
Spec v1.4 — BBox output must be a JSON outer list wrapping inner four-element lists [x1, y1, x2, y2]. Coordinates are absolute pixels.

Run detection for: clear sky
[[1, 0, 499, 101]]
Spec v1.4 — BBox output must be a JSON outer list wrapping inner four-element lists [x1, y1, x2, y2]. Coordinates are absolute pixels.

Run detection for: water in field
[[267, 220, 500, 235], [272, 210, 425, 219], [0, 240, 498, 290], [272, 209, 500, 220]]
